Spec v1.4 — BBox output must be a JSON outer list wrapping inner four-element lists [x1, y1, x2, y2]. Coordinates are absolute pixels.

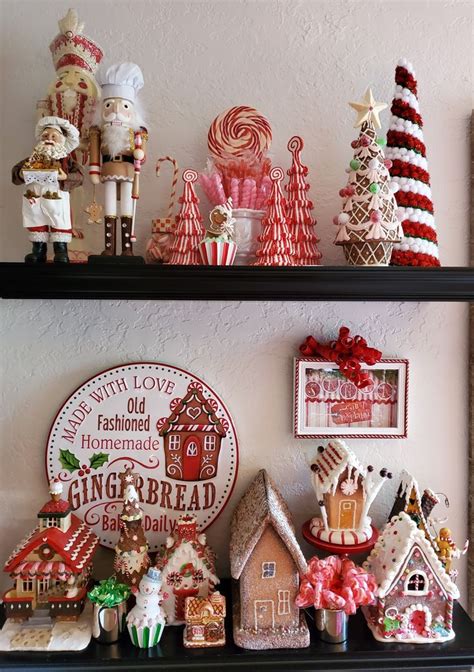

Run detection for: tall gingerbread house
[[3, 480, 98, 622], [230, 469, 309, 649], [363, 512, 459, 643], [157, 382, 228, 481], [310, 440, 390, 544]]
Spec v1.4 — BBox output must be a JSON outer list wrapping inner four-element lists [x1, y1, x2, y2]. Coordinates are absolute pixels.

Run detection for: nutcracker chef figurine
[[37, 8, 103, 163], [89, 62, 148, 257], [12, 116, 81, 263]]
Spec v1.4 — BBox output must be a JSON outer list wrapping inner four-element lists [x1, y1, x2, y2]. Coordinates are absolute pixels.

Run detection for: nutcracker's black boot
[[120, 216, 134, 256], [102, 216, 117, 256], [53, 242, 70, 264], [24, 242, 47, 264]]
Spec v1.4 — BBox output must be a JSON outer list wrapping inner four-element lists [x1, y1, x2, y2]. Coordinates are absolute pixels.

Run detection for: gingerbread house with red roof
[[157, 382, 228, 481], [3, 479, 98, 622]]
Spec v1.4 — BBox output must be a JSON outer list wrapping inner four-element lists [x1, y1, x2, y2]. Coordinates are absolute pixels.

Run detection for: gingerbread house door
[[339, 500, 356, 528], [183, 436, 202, 480], [254, 599, 275, 630], [408, 608, 427, 636]]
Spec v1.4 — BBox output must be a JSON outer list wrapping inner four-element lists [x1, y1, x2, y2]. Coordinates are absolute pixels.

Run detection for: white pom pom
[[412, 245, 420, 253], [338, 212, 350, 225], [390, 182, 399, 193], [368, 158, 379, 169], [401, 244, 409, 251]]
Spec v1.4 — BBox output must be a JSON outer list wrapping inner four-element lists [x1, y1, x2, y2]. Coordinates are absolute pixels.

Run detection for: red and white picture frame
[[294, 358, 408, 439]]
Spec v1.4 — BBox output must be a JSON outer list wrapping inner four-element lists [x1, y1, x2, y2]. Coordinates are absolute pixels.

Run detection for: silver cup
[[92, 601, 127, 644], [315, 608, 348, 644]]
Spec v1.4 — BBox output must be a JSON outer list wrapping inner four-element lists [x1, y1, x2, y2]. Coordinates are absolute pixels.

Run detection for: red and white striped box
[[199, 240, 237, 266]]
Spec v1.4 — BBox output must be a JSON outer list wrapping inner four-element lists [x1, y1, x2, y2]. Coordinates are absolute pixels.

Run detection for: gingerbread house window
[[261, 561, 276, 579], [22, 579, 33, 593], [278, 590, 290, 615], [404, 570, 429, 596], [38, 578, 50, 594], [169, 435, 181, 451], [186, 442, 198, 457], [43, 516, 60, 529], [204, 436, 216, 451]]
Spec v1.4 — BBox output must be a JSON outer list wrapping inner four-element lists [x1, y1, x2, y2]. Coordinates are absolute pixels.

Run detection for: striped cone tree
[[254, 166, 294, 266], [387, 59, 440, 266]]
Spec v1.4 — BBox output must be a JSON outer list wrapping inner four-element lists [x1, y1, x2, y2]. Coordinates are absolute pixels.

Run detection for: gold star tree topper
[[349, 88, 387, 129]]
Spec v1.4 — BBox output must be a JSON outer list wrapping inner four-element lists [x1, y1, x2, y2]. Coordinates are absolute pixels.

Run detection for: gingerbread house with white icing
[[363, 512, 459, 643], [309, 440, 390, 545], [230, 469, 309, 650], [157, 382, 228, 482], [155, 514, 219, 625], [388, 470, 440, 545], [3, 480, 98, 622]]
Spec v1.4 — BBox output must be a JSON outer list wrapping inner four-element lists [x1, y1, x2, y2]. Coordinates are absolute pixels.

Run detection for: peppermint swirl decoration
[[182, 168, 198, 183], [208, 106, 272, 163]]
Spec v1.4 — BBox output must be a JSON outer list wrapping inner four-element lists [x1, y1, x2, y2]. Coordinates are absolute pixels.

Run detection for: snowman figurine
[[127, 567, 166, 648]]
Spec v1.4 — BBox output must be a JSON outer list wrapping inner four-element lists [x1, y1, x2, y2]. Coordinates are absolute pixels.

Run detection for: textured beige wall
[[0, 0, 471, 608]]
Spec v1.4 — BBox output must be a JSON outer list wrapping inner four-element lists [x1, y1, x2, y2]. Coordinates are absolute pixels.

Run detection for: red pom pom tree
[[286, 136, 322, 265], [254, 166, 293, 266], [168, 169, 204, 265], [387, 59, 440, 266]]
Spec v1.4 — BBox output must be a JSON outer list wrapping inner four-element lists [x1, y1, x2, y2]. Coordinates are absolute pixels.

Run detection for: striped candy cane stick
[[156, 156, 179, 219]]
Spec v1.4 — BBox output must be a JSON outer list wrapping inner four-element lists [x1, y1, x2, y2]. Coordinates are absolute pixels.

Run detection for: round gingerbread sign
[[46, 363, 239, 551]]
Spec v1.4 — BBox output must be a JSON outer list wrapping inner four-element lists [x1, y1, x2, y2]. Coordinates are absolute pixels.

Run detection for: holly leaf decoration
[[59, 448, 81, 473], [89, 452, 109, 470]]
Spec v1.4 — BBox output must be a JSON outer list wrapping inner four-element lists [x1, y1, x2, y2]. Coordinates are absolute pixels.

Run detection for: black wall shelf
[[1, 263, 474, 301], [1, 598, 473, 671]]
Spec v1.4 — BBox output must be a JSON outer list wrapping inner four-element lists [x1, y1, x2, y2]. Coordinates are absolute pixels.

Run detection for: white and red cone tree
[[285, 136, 322, 265], [254, 166, 293, 266], [387, 59, 440, 266], [168, 169, 204, 265]]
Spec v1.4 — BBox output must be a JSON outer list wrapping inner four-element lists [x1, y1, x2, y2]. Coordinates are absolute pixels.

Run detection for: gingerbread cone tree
[[254, 166, 293, 266], [286, 136, 322, 265], [333, 89, 402, 266], [168, 169, 204, 265], [114, 468, 150, 592], [387, 59, 440, 266]]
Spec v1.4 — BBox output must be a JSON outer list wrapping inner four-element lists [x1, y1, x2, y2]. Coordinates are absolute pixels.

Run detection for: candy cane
[[156, 156, 179, 219]]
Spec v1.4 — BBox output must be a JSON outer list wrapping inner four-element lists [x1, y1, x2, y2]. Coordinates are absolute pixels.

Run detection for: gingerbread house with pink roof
[[157, 381, 228, 481], [363, 512, 459, 643], [3, 480, 98, 622]]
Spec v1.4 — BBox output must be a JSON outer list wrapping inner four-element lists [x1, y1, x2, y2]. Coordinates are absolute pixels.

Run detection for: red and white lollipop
[[208, 105, 272, 165]]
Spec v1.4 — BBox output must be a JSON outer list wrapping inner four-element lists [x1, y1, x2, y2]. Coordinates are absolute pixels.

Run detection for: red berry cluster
[[401, 220, 438, 244], [390, 159, 430, 185], [396, 191, 433, 213], [395, 65, 418, 95], [387, 130, 426, 157], [78, 464, 91, 476], [391, 249, 440, 267], [391, 99, 423, 127]]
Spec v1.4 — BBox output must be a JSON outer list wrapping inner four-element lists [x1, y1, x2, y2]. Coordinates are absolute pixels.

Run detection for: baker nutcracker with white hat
[[89, 62, 148, 257], [12, 116, 81, 263]]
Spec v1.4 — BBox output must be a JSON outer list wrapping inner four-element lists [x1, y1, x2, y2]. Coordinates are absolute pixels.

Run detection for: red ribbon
[[299, 326, 382, 389]]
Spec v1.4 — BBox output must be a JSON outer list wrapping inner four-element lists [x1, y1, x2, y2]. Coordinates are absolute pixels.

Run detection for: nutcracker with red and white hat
[[89, 62, 148, 259], [11, 116, 81, 263]]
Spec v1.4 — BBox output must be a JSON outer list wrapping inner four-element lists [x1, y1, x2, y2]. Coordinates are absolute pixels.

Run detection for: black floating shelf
[[1, 598, 473, 671], [1, 263, 474, 301]]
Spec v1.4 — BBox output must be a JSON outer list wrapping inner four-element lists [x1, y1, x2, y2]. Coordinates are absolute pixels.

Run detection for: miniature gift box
[[184, 591, 226, 648], [127, 568, 166, 648], [363, 512, 459, 642], [230, 469, 310, 650], [309, 440, 390, 545], [155, 515, 219, 625], [3, 479, 98, 622]]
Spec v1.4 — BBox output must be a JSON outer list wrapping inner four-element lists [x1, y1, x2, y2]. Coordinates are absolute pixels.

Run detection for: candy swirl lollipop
[[208, 106, 272, 164]]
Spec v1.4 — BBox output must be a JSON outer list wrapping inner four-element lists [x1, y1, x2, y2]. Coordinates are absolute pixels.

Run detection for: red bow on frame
[[299, 326, 382, 389]]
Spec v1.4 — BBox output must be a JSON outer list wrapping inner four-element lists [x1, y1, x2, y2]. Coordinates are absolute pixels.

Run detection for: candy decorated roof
[[363, 512, 459, 599], [230, 469, 307, 579], [4, 513, 99, 575], [38, 498, 71, 517], [312, 440, 366, 496], [157, 382, 228, 437]]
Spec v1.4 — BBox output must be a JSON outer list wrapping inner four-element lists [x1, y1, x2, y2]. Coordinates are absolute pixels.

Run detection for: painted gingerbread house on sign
[[157, 382, 228, 481], [363, 512, 459, 643], [3, 480, 98, 622], [155, 514, 219, 625], [230, 469, 309, 649], [310, 440, 390, 545], [184, 591, 226, 647]]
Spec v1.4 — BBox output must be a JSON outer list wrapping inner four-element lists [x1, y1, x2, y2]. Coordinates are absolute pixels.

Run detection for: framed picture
[[294, 358, 408, 439]]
